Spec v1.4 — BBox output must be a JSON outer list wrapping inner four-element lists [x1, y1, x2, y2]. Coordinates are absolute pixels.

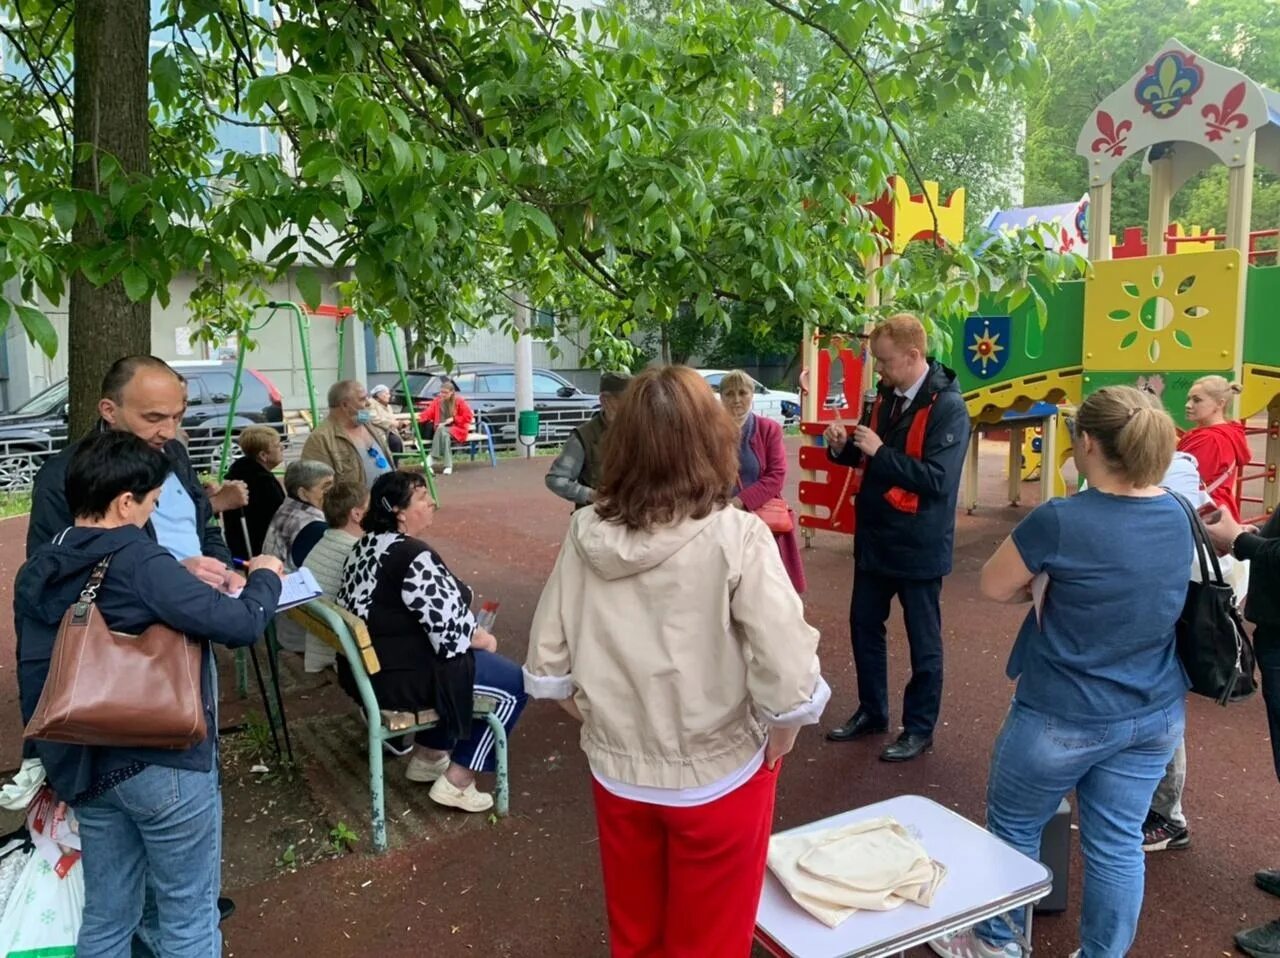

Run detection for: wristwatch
[[1231, 531, 1249, 559]]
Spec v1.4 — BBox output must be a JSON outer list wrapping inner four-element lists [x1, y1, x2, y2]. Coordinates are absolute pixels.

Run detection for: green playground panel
[[1080, 369, 1228, 426], [1244, 264, 1280, 369], [950, 280, 1086, 396]]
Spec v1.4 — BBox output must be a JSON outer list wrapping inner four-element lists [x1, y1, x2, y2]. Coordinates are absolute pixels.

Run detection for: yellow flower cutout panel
[[1083, 249, 1241, 372]]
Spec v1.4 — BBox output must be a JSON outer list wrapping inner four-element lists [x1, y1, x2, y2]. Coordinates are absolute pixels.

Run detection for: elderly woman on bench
[[337, 471, 527, 812]]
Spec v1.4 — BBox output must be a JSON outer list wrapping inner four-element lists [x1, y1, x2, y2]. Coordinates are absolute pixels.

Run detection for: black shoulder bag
[[1170, 492, 1258, 705]]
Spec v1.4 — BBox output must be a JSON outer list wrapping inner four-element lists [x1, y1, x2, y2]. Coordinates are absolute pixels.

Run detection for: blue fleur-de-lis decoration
[[1135, 51, 1204, 119]]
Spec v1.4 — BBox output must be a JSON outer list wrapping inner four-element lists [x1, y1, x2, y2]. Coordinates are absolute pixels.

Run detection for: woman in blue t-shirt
[[931, 386, 1191, 958]]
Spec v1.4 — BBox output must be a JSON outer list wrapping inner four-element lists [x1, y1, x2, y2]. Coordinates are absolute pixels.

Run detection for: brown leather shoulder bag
[[24, 555, 207, 750]]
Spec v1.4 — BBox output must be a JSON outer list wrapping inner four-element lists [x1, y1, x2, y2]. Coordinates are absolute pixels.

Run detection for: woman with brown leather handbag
[[720, 369, 806, 593], [14, 430, 284, 957]]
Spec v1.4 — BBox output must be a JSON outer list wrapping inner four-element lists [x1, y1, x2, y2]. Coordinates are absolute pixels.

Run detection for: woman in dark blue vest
[[336, 471, 527, 812], [16, 430, 284, 957]]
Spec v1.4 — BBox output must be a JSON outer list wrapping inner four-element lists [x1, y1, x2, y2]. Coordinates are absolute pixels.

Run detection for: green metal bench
[[284, 597, 510, 853]]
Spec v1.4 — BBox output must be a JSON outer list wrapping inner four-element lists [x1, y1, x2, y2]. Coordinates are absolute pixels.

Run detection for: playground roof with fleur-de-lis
[[1075, 39, 1280, 191]]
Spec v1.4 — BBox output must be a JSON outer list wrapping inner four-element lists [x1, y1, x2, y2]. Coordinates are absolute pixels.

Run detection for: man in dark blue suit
[[823, 314, 970, 762]]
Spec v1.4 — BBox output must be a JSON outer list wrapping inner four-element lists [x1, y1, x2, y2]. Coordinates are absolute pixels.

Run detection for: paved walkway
[[2, 440, 1277, 957]]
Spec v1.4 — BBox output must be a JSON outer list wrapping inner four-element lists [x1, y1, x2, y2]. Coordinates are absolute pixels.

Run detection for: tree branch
[[351, 0, 490, 146], [0, 19, 71, 144], [758, 0, 939, 245]]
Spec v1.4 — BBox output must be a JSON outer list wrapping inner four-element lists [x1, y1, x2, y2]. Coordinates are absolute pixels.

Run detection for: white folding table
[[755, 794, 1053, 958]]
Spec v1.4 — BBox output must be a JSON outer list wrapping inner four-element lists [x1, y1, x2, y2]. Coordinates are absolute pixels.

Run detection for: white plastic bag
[[0, 760, 45, 812], [0, 851, 83, 958], [0, 836, 30, 925], [25, 788, 80, 873]]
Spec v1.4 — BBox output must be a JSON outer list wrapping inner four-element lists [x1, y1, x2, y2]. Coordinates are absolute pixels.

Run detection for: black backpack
[[1170, 493, 1258, 705]]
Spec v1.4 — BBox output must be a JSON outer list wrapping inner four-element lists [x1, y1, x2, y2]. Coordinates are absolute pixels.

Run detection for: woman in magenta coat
[[720, 369, 806, 593]]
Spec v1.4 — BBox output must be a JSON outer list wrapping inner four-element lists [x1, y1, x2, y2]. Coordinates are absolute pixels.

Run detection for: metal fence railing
[[0, 433, 65, 492], [0, 405, 585, 494]]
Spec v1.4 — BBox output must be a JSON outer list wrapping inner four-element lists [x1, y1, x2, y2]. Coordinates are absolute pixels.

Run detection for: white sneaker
[[426, 454, 434, 470], [405, 752, 450, 783], [928, 929, 1022, 958], [428, 777, 494, 813], [443, 466, 453, 475]]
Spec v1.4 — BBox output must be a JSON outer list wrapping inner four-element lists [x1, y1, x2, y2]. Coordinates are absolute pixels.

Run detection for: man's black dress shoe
[[218, 897, 235, 923], [880, 732, 933, 762], [1257, 869, 1280, 899], [825, 712, 889, 742]]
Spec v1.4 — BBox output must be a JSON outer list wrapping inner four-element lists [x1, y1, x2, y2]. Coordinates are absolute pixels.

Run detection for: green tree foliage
[[2, 0, 1087, 410], [1024, 0, 1280, 229], [913, 100, 1023, 231]]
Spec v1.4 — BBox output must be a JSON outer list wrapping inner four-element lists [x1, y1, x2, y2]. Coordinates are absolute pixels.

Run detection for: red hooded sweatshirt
[[1176, 421, 1251, 521]]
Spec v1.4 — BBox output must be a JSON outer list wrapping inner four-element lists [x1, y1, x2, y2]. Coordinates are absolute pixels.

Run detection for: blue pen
[[231, 558, 249, 569]]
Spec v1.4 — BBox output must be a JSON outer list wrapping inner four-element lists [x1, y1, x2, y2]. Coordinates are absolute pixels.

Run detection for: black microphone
[[860, 389, 877, 427]]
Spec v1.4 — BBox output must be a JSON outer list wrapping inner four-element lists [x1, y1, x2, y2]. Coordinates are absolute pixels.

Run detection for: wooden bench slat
[[285, 602, 382, 674]]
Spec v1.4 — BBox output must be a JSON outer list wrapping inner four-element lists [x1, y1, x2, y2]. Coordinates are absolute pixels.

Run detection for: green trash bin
[[517, 409, 540, 449]]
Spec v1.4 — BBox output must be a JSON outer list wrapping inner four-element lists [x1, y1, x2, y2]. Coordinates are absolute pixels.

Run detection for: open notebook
[[231, 567, 322, 612]]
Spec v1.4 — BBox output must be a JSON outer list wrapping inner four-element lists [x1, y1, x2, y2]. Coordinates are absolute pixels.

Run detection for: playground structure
[[798, 39, 1280, 539], [796, 179, 965, 536]]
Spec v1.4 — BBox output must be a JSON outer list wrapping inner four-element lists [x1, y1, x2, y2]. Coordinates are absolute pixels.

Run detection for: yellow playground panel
[[955, 39, 1280, 515]]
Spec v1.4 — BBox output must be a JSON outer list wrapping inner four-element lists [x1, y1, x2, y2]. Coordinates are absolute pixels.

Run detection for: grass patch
[[0, 491, 32, 518]]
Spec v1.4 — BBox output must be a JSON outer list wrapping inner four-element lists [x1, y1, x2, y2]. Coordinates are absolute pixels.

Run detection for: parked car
[[696, 369, 800, 425], [0, 361, 285, 487], [368, 363, 600, 446]]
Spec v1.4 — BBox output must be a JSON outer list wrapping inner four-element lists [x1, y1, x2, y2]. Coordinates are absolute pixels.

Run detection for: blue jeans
[[416, 649, 527, 772], [977, 698, 1184, 957], [76, 763, 222, 958]]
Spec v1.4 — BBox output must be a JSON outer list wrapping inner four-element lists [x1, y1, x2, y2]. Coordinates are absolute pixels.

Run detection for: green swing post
[[218, 300, 322, 695], [384, 324, 437, 504], [336, 315, 347, 383], [271, 300, 322, 428], [215, 324, 256, 482], [215, 302, 320, 473]]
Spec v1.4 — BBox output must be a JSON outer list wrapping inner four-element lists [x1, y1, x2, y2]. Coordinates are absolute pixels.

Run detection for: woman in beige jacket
[[525, 365, 829, 958]]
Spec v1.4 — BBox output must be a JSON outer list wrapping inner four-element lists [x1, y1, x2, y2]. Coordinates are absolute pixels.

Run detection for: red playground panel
[[797, 338, 866, 535]]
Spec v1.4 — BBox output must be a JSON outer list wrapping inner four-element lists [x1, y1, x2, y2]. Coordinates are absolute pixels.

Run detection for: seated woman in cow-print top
[[337, 471, 527, 814]]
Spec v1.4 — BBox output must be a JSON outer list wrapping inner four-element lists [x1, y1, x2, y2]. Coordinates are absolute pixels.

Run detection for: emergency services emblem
[[963, 315, 1011, 379]]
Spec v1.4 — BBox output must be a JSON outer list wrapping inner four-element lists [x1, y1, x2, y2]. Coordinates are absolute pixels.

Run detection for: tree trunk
[[660, 324, 671, 365], [68, 0, 151, 438]]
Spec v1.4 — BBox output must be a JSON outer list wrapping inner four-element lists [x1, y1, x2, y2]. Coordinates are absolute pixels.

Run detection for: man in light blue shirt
[[152, 471, 205, 560], [29, 356, 238, 589], [26, 355, 243, 938]]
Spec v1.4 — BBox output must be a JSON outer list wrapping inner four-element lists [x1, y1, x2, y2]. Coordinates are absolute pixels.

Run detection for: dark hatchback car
[[0, 361, 284, 487], [368, 363, 599, 446]]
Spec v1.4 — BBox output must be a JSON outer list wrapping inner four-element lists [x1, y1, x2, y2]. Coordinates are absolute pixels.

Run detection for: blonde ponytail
[[1191, 375, 1242, 409]]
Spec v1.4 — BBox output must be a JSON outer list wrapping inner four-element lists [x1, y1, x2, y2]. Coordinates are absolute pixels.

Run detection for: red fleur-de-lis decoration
[[1091, 111, 1133, 157], [1202, 82, 1250, 142]]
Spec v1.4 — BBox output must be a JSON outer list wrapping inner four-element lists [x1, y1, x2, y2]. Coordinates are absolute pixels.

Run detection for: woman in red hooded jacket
[[418, 379, 474, 476], [1179, 375, 1251, 521]]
